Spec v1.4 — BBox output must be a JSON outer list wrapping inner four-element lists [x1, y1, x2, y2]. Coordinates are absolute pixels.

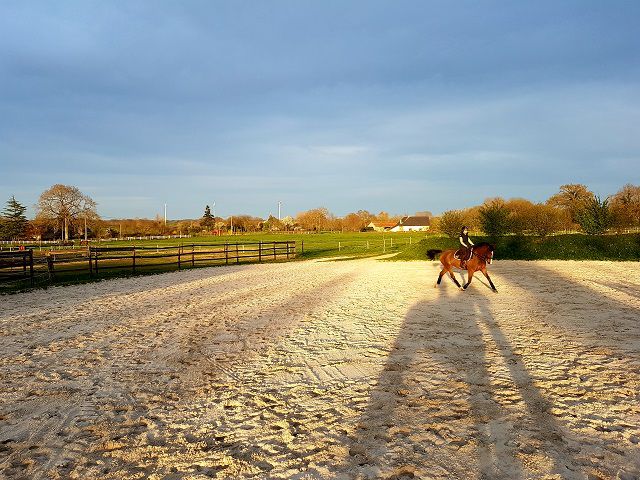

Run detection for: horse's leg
[[448, 269, 463, 290], [463, 269, 475, 290], [435, 268, 446, 288], [481, 267, 498, 292]]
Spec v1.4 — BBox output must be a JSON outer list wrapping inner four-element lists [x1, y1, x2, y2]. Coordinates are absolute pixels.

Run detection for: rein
[[471, 248, 493, 263]]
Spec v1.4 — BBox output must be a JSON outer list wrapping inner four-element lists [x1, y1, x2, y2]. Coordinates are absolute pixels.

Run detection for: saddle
[[454, 247, 473, 261]]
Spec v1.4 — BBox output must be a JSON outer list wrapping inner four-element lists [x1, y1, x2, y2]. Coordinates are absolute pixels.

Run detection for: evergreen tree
[[202, 205, 214, 227], [0, 196, 29, 240], [576, 196, 612, 235]]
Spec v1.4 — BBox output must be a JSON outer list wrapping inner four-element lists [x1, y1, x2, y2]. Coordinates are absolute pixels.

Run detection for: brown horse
[[427, 242, 497, 292]]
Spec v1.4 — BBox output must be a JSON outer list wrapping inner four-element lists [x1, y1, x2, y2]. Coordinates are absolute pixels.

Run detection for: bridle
[[472, 248, 494, 264]]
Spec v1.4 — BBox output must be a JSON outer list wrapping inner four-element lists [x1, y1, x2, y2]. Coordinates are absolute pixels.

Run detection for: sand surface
[[1, 258, 639, 479]]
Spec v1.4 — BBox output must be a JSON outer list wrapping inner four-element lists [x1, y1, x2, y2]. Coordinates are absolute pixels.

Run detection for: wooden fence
[[0, 250, 35, 288], [0, 241, 295, 290]]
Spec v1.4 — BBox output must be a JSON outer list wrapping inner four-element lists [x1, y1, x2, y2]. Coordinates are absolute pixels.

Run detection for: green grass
[[1, 232, 429, 292], [88, 232, 427, 260], [392, 233, 640, 261]]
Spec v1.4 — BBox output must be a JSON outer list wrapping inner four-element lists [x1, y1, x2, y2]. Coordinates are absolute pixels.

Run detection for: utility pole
[[212, 201, 216, 219], [84, 216, 88, 242], [164, 203, 167, 225], [230, 215, 233, 234], [278, 201, 282, 221]]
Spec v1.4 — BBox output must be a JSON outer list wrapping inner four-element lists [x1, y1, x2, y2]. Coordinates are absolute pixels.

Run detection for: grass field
[[91, 231, 427, 260]]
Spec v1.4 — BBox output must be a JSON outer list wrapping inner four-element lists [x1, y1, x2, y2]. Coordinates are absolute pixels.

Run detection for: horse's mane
[[474, 242, 494, 250]]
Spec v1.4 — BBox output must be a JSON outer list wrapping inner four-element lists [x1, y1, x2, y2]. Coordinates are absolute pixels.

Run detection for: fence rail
[[0, 250, 35, 287], [0, 241, 295, 291]]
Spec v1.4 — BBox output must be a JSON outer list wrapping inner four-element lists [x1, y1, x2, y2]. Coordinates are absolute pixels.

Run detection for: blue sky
[[1, 1, 639, 219]]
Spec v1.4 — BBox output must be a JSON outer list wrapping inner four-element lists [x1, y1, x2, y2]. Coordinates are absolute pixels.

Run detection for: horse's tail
[[427, 249, 442, 260]]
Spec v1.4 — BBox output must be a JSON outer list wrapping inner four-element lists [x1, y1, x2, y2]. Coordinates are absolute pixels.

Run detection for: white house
[[390, 216, 431, 232]]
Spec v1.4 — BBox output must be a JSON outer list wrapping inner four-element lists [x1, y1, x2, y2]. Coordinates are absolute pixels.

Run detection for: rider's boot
[[460, 259, 466, 269]]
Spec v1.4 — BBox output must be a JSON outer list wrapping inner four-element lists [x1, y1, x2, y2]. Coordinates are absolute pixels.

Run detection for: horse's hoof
[[493, 289, 498, 293], [434, 283, 438, 288], [459, 287, 464, 291]]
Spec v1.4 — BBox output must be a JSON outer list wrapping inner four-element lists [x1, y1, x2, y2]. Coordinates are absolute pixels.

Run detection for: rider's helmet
[[460, 226, 468, 234]]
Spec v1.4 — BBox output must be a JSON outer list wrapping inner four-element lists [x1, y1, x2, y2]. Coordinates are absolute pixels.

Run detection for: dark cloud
[[1, 1, 639, 217]]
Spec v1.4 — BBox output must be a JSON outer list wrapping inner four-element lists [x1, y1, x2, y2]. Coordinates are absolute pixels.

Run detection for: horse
[[427, 242, 498, 292]]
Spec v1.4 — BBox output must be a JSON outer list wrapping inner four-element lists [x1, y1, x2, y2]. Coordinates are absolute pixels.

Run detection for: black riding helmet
[[460, 226, 468, 235]]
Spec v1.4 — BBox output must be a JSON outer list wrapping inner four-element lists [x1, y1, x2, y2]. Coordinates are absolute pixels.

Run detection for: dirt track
[[1, 258, 639, 479]]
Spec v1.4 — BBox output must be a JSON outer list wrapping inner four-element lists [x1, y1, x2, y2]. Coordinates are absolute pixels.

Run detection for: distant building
[[366, 221, 398, 232], [390, 215, 431, 232]]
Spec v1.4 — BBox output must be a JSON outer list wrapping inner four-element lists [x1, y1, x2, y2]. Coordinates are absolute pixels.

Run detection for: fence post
[[95, 251, 99, 275], [89, 247, 93, 276], [225, 244, 228, 265], [29, 250, 34, 286], [286, 241, 290, 259], [259, 241, 262, 262], [178, 246, 181, 270], [23, 251, 27, 276], [47, 254, 55, 280], [191, 244, 195, 267], [273, 242, 276, 260], [301, 240, 304, 254], [236, 243, 240, 264]]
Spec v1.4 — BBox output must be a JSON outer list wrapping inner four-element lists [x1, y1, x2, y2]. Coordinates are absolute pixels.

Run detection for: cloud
[[0, 1, 638, 218]]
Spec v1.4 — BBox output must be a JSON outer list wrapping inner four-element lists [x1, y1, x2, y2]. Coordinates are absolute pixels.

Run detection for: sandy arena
[[1, 258, 639, 479]]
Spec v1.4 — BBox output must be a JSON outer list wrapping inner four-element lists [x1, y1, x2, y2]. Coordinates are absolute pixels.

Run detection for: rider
[[458, 226, 474, 269]]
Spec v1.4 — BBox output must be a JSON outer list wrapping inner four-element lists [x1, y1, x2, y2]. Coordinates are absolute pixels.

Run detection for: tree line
[[1, 183, 639, 241], [435, 184, 640, 238]]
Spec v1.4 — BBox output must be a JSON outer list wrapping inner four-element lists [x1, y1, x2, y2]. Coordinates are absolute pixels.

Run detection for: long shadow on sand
[[343, 261, 640, 479]]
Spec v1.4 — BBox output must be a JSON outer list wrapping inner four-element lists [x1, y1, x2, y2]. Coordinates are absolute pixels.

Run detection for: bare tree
[[547, 184, 593, 224], [37, 184, 98, 241]]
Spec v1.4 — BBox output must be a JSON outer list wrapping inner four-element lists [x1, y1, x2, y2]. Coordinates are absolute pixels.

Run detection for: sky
[[1, 1, 639, 219]]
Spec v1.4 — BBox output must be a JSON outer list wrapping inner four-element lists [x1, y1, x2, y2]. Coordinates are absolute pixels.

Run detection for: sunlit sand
[[1, 259, 639, 479]]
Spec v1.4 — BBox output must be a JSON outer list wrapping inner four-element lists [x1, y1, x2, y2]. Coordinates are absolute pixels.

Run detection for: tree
[[547, 184, 593, 224], [296, 208, 331, 232], [202, 205, 214, 228], [37, 184, 98, 240], [436, 210, 466, 238], [343, 212, 367, 232], [0, 196, 29, 240], [281, 216, 296, 231], [576, 196, 612, 235], [529, 203, 563, 236], [262, 215, 284, 231], [479, 199, 511, 238], [504, 198, 536, 235], [610, 184, 640, 231]]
